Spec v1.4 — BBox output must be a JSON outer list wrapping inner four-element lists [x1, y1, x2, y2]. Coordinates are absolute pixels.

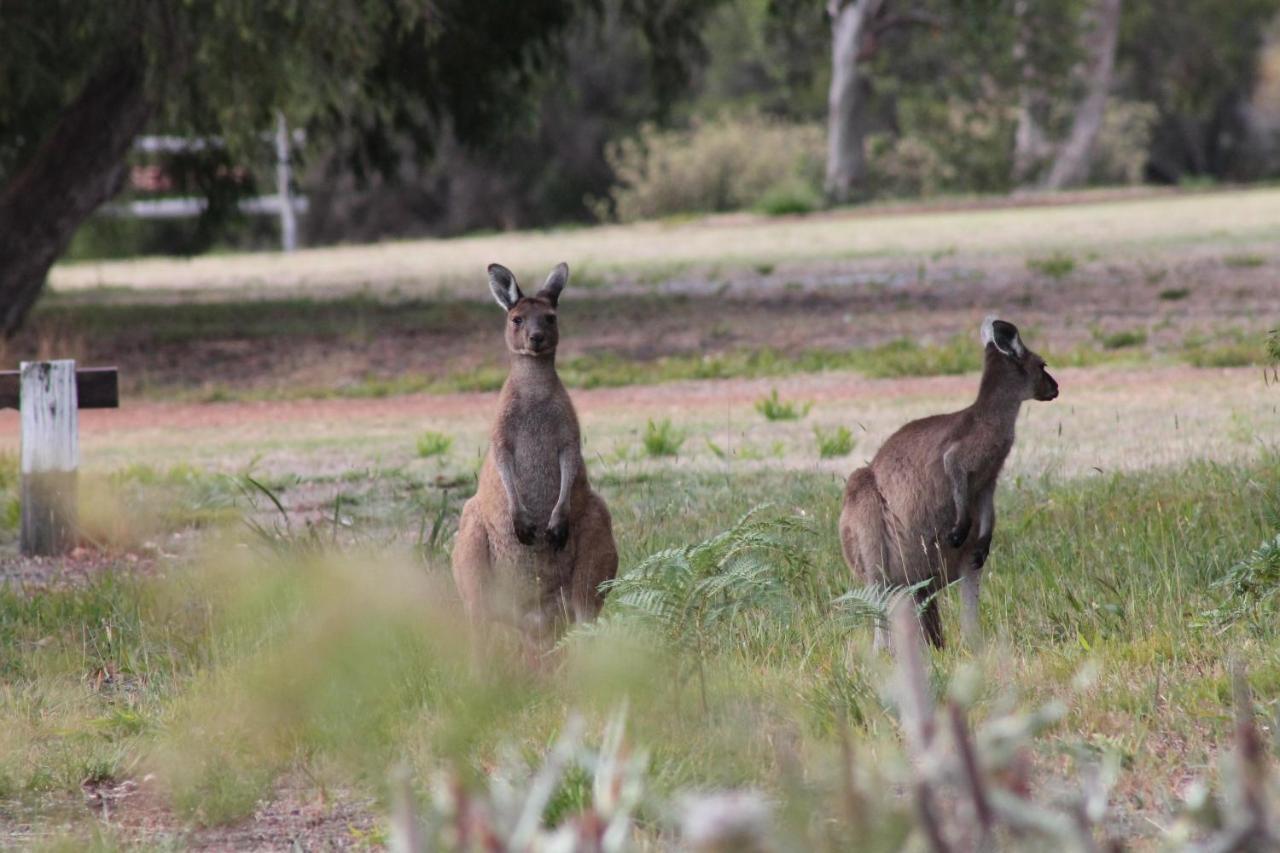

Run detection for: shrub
[[643, 419, 686, 457], [415, 431, 453, 459], [755, 179, 823, 216], [754, 388, 812, 421], [814, 425, 855, 459], [600, 113, 824, 222], [1089, 99, 1159, 185]]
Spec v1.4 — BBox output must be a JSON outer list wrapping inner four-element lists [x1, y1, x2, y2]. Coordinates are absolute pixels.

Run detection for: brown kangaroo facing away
[[451, 262, 618, 661], [840, 318, 1058, 649]]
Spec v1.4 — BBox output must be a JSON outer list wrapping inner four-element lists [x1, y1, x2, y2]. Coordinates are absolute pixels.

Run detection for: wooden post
[[20, 360, 79, 555], [275, 111, 298, 253]]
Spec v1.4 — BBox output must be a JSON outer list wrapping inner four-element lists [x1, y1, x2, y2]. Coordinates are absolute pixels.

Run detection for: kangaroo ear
[[488, 263, 523, 311], [536, 262, 569, 307], [981, 316, 1026, 359]]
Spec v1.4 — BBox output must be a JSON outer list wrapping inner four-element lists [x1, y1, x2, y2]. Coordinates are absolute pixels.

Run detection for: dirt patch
[[72, 775, 380, 851]]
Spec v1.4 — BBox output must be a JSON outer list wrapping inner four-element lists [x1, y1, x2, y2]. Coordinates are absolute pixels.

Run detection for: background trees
[[2, 0, 1279, 329]]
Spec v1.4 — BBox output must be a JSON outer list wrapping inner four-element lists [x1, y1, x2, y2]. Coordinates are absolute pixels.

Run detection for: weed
[[814, 425, 856, 459], [754, 388, 812, 421], [643, 419, 686, 457], [1098, 328, 1148, 350], [416, 431, 454, 459], [1026, 252, 1076, 280], [1223, 253, 1265, 268], [1159, 287, 1191, 301]]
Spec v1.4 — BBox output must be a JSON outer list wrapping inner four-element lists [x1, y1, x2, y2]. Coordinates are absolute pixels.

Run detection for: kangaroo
[[451, 262, 618, 661], [840, 318, 1058, 649]]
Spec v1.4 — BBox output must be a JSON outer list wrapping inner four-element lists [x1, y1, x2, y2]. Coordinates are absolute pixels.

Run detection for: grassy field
[[0, 191, 1278, 848]]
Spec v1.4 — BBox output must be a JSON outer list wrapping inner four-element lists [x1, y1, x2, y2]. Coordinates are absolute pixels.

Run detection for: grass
[[183, 335, 1096, 405], [4, 450, 1280, 845], [813, 425, 856, 458], [643, 418, 686, 457], [754, 388, 812, 421], [415, 431, 453, 459], [1182, 332, 1272, 368], [1098, 327, 1148, 350], [1026, 251, 1077, 280], [1223, 253, 1266, 268]]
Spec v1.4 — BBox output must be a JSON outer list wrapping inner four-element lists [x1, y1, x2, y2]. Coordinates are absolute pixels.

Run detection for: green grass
[[1098, 327, 1148, 350], [1223, 253, 1266, 268], [642, 418, 686, 457], [754, 388, 812, 421], [1182, 332, 1272, 368], [813, 425, 856, 458], [4, 452, 1280, 844], [1026, 251, 1077, 280], [415, 431, 454, 459], [1158, 287, 1191, 301]]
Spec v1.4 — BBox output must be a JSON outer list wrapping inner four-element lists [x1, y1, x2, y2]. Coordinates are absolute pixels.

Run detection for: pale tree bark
[[0, 53, 152, 334], [1043, 0, 1123, 190], [1011, 0, 1051, 185], [825, 0, 886, 204]]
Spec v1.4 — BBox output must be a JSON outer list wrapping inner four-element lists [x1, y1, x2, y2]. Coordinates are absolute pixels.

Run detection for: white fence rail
[[106, 112, 305, 252]]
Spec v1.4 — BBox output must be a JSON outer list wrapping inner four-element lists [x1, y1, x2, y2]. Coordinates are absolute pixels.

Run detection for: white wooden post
[[275, 111, 298, 253], [20, 360, 79, 555]]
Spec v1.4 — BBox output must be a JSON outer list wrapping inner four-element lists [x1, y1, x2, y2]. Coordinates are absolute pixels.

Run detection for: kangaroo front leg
[[942, 443, 971, 548], [961, 483, 995, 646], [972, 482, 996, 571], [546, 448, 576, 551], [495, 443, 536, 545]]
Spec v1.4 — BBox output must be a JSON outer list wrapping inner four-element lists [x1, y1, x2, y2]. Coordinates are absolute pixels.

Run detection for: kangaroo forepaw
[[547, 518, 569, 551], [514, 511, 538, 546], [972, 539, 991, 569], [947, 519, 970, 549]]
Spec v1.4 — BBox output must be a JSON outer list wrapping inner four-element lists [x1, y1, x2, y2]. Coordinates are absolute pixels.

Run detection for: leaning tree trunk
[[0, 53, 152, 334], [1011, 0, 1051, 186], [1043, 0, 1123, 190], [825, 0, 885, 204]]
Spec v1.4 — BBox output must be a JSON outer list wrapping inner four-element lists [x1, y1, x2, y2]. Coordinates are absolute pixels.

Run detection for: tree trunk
[[1011, 0, 1051, 185], [1043, 0, 1123, 190], [825, 0, 884, 204], [0, 53, 152, 334]]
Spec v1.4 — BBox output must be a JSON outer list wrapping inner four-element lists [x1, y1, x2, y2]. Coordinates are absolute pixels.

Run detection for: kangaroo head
[[488, 262, 568, 358], [980, 317, 1058, 402]]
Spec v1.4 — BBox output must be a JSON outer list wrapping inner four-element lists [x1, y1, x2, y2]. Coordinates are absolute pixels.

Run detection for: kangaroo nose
[[530, 332, 546, 346]]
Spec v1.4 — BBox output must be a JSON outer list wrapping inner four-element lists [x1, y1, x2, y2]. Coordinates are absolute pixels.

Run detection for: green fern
[[605, 505, 812, 645]]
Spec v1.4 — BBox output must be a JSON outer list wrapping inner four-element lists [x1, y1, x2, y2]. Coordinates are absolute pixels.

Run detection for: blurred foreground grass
[[1, 449, 1279, 845]]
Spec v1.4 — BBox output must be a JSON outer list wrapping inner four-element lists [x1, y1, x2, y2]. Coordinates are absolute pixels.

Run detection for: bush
[[755, 179, 822, 216], [813, 425, 855, 459], [643, 419, 686, 457], [600, 113, 824, 222], [1089, 99, 1159, 185]]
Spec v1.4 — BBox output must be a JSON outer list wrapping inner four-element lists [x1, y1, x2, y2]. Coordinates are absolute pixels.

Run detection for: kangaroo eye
[[545, 315, 556, 325], [511, 316, 523, 327]]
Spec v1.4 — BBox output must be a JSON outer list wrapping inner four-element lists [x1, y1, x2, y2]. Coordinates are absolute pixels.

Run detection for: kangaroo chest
[[507, 395, 573, 516]]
